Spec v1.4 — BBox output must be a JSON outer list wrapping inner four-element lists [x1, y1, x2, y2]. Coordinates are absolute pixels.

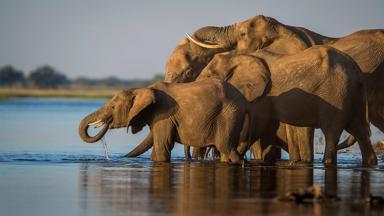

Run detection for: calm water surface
[[0, 98, 383, 216]]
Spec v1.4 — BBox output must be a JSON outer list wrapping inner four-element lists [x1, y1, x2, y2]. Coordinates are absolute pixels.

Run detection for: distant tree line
[[0, 65, 164, 89]]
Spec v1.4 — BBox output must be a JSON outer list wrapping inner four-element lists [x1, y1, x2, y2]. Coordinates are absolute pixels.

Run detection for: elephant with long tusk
[[126, 15, 384, 162]]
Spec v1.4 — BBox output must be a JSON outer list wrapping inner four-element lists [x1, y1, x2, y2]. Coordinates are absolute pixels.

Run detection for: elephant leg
[[204, 147, 220, 160], [184, 145, 191, 161], [236, 141, 249, 157], [346, 124, 377, 166], [250, 140, 263, 160], [260, 133, 278, 163], [192, 147, 206, 160], [322, 127, 343, 165], [215, 123, 243, 164], [213, 148, 221, 159], [284, 124, 301, 161], [297, 127, 314, 162], [204, 147, 211, 159], [151, 122, 175, 162], [217, 145, 241, 163], [275, 124, 288, 152], [250, 139, 279, 161]]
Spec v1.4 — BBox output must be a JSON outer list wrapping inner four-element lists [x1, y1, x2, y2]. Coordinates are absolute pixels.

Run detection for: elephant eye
[[240, 32, 246, 37], [111, 105, 115, 109]]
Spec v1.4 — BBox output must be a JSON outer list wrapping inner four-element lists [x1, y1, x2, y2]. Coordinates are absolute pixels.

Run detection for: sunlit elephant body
[[127, 15, 384, 163], [197, 46, 377, 165], [127, 15, 332, 160], [328, 29, 384, 147], [79, 79, 247, 163]]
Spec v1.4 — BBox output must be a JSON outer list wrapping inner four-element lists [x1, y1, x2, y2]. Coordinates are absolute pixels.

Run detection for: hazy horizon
[[0, 0, 383, 79]]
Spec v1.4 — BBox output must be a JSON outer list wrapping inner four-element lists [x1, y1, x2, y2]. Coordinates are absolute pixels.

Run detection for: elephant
[[126, 15, 384, 162], [127, 15, 332, 160], [79, 78, 248, 163], [196, 45, 378, 165], [327, 29, 384, 148]]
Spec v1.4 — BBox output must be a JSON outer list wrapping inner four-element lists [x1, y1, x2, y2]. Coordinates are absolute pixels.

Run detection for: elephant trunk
[[337, 135, 356, 150], [78, 111, 110, 143], [193, 24, 237, 48], [125, 132, 154, 157]]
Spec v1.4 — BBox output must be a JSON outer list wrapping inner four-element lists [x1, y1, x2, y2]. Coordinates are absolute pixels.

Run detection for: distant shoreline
[[0, 87, 118, 99]]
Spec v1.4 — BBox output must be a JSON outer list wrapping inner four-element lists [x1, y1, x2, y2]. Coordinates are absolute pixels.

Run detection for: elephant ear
[[127, 88, 156, 126], [226, 55, 270, 102]]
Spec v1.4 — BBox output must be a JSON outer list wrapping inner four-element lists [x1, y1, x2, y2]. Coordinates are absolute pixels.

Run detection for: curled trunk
[[193, 25, 237, 48], [78, 112, 109, 143]]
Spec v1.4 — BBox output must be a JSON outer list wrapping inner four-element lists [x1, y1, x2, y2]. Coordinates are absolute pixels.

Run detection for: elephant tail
[[125, 132, 153, 157]]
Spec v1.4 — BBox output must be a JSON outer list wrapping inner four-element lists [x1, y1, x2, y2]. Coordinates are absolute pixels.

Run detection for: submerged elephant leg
[[260, 134, 279, 163], [192, 147, 206, 160], [216, 142, 242, 164], [322, 127, 343, 165], [284, 124, 301, 161], [297, 127, 314, 162], [211, 147, 221, 159], [236, 141, 249, 157], [250, 140, 263, 160], [184, 145, 191, 161], [346, 125, 378, 166], [151, 122, 175, 162]]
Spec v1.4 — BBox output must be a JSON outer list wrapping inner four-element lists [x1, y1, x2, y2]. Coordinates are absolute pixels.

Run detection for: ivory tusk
[[88, 119, 102, 126], [94, 122, 105, 128], [185, 33, 225, 49]]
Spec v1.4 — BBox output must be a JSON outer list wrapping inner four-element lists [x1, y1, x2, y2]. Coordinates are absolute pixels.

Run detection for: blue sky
[[0, 0, 383, 79]]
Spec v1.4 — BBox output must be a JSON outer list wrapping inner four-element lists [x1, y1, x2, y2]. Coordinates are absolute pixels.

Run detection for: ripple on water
[[0, 152, 152, 164]]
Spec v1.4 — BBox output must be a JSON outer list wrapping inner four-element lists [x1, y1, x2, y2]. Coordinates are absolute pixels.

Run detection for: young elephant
[[78, 79, 246, 163], [198, 45, 378, 165]]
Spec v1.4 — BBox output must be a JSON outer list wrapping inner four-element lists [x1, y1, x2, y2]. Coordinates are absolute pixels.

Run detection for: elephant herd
[[79, 15, 384, 165]]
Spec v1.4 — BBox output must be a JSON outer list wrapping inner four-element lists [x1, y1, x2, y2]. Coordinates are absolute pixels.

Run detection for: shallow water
[[1, 98, 384, 215]]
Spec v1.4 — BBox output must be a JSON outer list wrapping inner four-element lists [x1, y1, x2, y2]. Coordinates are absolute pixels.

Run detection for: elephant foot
[[150, 151, 170, 162], [322, 158, 336, 166], [362, 155, 378, 166], [229, 150, 243, 164]]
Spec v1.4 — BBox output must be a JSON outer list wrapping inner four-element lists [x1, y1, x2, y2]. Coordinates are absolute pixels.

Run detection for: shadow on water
[[78, 161, 384, 216]]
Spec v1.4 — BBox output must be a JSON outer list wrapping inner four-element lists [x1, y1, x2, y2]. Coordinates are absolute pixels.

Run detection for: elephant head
[[165, 25, 237, 83], [197, 53, 270, 102], [165, 15, 305, 84], [79, 88, 155, 143]]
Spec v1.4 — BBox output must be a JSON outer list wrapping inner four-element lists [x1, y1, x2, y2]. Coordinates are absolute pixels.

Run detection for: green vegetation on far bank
[[0, 64, 165, 99], [0, 88, 118, 99]]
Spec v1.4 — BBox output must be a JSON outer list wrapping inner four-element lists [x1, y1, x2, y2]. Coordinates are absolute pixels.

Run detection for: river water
[[0, 98, 383, 215]]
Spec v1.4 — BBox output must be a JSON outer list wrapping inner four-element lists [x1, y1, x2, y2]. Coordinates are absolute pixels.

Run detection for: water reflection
[[78, 162, 384, 215]]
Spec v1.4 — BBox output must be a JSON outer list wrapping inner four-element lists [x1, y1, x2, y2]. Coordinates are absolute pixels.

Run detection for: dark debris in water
[[277, 185, 340, 204], [363, 194, 384, 206]]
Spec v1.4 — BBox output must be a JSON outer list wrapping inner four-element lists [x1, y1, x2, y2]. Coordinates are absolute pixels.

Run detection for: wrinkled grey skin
[[197, 46, 377, 165], [79, 79, 247, 163]]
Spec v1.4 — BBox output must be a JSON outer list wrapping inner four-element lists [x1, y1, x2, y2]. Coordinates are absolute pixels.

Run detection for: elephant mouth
[[88, 117, 113, 129]]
